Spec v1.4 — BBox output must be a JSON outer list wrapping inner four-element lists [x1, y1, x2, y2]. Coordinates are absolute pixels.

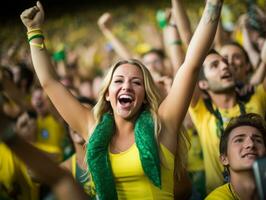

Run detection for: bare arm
[[2, 136, 88, 200], [214, 20, 224, 51], [0, 67, 31, 112], [0, 103, 88, 200], [98, 12, 132, 59], [249, 62, 266, 86], [159, 0, 223, 152], [20, 1, 92, 139], [260, 40, 266, 91], [56, 60, 68, 78], [2, 75, 31, 111], [171, 0, 193, 48], [163, 16, 185, 74], [242, 22, 260, 69]]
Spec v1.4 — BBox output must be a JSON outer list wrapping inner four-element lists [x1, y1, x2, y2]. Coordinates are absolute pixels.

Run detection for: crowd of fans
[[0, 0, 266, 199]]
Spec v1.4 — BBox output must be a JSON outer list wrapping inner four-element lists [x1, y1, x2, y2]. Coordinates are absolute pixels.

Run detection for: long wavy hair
[[92, 58, 189, 180], [93, 59, 162, 139]]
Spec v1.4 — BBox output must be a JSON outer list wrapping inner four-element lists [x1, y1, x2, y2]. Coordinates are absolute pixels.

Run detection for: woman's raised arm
[[20, 1, 93, 139], [159, 0, 223, 151]]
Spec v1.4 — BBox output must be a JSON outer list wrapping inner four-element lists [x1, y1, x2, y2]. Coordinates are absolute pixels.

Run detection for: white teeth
[[243, 153, 257, 158], [119, 95, 133, 100]]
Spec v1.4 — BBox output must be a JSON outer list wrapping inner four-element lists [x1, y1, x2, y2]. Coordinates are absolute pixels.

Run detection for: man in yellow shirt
[[0, 143, 34, 200], [189, 48, 266, 194], [205, 113, 266, 200], [31, 87, 69, 162]]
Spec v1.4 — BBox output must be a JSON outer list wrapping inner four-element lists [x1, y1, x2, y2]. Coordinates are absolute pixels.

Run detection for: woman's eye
[[114, 80, 122, 83], [133, 81, 141, 85]]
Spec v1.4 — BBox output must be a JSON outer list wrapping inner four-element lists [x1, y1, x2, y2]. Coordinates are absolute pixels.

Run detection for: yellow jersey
[[205, 183, 239, 200], [34, 114, 66, 161], [187, 128, 204, 172], [0, 143, 34, 200], [189, 85, 266, 193]]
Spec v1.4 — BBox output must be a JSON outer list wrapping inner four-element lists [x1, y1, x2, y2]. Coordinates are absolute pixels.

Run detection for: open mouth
[[221, 73, 232, 80], [118, 94, 133, 106], [242, 153, 257, 158], [36, 101, 44, 108]]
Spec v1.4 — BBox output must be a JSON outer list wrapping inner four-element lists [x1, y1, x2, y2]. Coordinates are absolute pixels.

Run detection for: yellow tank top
[[109, 143, 174, 200]]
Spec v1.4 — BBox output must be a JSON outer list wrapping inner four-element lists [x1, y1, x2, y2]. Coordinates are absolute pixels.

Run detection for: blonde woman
[[20, 0, 223, 199]]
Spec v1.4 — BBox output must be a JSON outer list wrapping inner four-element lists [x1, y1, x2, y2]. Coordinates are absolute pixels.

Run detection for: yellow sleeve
[[205, 184, 234, 200]]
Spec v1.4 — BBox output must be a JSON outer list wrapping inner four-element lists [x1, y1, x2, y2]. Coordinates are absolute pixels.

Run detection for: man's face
[[221, 126, 266, 172], [201, 53, 235, 93], [142, 52, 164, 76], [220, 44, 249, 83], [31, 89, 49, 115]]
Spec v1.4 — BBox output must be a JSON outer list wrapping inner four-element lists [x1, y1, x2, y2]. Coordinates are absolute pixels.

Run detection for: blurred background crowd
[[0, 0, 266, 199]]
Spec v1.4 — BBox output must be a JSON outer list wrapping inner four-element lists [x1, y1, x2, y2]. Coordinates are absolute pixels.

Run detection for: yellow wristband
[[27, 31, 43, 40], [30, 42, 45, 49], [27, 28, 42, 34]]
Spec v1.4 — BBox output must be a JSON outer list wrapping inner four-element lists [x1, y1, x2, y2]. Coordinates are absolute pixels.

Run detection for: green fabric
[[86, 110, 161, 200], [156, 10, 168, 29], [52, 49, 65, 61]]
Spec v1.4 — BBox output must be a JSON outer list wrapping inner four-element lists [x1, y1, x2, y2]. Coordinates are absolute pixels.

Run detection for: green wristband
[[169, 40, 182, 46], [156, 10, 167, 29], [28, 34, 44, 43]]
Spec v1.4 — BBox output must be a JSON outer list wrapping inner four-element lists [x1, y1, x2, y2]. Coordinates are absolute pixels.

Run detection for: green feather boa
[[86, 110, 161, 200]]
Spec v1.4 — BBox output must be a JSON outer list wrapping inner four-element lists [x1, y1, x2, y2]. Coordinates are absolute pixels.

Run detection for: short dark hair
[[141, 48, 165, 60], [222, 41, 251, 67], [199, 49, 220, 81], [219, 113, 266, 156]]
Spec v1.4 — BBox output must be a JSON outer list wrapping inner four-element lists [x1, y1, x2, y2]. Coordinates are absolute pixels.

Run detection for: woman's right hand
[[20, 1, 44, 31]]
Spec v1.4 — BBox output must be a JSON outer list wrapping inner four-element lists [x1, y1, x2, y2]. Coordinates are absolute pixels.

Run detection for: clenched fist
[[20, 1, 44, 31]]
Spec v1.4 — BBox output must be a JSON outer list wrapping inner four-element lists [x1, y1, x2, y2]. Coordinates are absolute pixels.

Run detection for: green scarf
[[86, 110, 161, 200]]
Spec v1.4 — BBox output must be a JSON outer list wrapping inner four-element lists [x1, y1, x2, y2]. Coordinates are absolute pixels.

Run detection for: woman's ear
[[220, 154, 229, 166], [198, 80, 209, 90]]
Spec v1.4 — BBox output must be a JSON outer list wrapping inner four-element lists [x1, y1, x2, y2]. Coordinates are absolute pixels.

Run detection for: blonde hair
[[93, 59, 162, 138], [93, 58, 188, 179], [174, 127, 190, 180]]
